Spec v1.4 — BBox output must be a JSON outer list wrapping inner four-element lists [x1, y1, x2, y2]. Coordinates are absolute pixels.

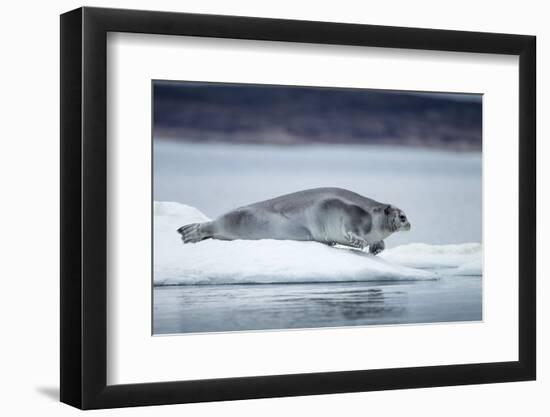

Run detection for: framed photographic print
[[60, 6, 536, 409]]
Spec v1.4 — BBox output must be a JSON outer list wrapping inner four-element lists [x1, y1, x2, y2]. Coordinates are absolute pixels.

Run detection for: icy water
[[153, 141, 482, 334], [153, 141, 482, 247], [153, 277, 482, 334]]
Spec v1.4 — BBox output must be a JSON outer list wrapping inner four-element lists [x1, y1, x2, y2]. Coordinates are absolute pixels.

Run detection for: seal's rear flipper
[[177, 222, 213, 244]]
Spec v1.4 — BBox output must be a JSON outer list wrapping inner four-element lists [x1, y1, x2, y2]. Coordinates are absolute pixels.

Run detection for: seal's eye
[[400, 214, 406, 222]]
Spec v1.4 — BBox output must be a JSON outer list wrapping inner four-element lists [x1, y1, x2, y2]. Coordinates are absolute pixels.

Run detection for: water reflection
[[274, 287, 406, 322], [153, 276, 481, 335]]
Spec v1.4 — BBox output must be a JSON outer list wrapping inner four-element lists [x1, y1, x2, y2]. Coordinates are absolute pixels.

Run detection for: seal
[[177, 187, 411, 255]]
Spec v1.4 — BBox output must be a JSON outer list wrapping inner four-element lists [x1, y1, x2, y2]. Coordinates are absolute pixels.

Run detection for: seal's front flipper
[[369, 240, 385, 255], [177, 222, 213, 244], [345, 232, 367, 249]]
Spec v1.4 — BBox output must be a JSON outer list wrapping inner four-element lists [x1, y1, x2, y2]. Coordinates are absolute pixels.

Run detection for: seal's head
[[385, 205, 411, 232]]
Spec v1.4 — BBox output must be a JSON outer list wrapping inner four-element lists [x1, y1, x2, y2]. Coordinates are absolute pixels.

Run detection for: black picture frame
[[60, 6, 536, 410]]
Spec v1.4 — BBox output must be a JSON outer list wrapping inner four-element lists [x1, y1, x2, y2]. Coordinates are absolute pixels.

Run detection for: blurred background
[[153, 81, 482, 248], [154, 81, 482, 149]]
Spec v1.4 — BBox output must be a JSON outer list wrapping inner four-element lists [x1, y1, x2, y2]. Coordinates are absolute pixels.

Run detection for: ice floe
[[153, 202, 480, 285]]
